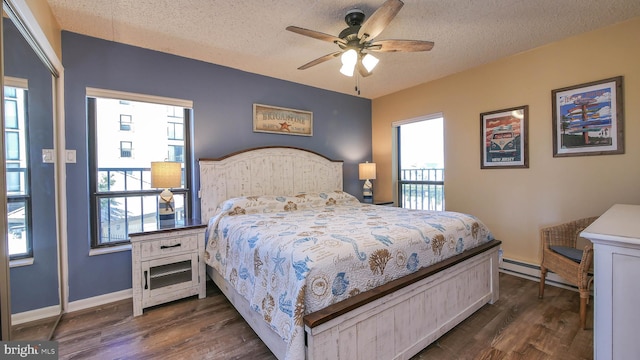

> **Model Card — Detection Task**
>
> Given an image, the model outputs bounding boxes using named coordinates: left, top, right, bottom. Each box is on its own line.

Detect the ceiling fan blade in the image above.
left=297, top=51, right=343, bottom=70
left=368, top=39, right=434, bottom=52
left=358, top=0, right=404, bottom=43
left=286, top=26, right=346, bottom=46
left=356, top=61, right=373, bottom=77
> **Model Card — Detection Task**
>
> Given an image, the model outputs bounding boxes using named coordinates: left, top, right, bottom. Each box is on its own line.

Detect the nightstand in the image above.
left=130, top=220, right=207, bottom=316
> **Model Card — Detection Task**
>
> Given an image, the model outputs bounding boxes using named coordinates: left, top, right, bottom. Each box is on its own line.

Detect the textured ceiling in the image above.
left=46, top=0, right=640, bottom=99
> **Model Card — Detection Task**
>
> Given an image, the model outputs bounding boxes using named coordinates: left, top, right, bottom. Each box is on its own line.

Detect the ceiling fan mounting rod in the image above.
left=344, top=8, right=365, bottom=26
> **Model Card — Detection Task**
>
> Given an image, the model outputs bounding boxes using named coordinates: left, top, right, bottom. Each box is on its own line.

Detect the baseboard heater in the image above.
left=499, top=257, right=579, bottom=292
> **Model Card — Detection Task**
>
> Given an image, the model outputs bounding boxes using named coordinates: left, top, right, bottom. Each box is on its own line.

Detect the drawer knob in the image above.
left=160, top=243, right=181, bottom=249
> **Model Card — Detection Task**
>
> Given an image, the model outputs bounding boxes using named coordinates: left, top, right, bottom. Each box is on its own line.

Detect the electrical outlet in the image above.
left=42, top=149, right=55, bottom=163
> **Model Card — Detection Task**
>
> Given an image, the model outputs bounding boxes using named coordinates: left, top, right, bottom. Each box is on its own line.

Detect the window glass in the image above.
left=4, top=85, right=31, bottom=258
left=4, top=99, right=18, bottom=129
left=5, top=132, right=20, bottom=160
left=7, top=200, right=28, bottom=256
left=90, top=94, right=191, bottom=246
left=397, top=117, right=445, bottom=211
left=168, top=145, right=183, bottom=162
left=6, top=163, right=21, bottom=193
left=167, top=121, right=184, bottom=140
left=120, top=114, right=132, bottom=131
left=120, top=141, right=132, bottom=158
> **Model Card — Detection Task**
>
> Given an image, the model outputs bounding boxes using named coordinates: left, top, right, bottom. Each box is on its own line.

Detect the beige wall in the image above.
left=24, top=0, right=61, bottom=59
left=372, top=17, right=640, bottom=265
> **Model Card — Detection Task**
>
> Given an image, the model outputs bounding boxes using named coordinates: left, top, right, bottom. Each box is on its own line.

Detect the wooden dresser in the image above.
left=580, top=204, right=640, bottom=360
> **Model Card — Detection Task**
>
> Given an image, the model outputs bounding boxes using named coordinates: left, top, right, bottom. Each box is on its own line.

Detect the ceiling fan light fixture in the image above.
left=340, top=63, right=355, bottom=77
left=362, top=53, right=379, bottom=73
left=287, top=0, right=434, bottom=82
left=340, top=49, right=358, bottom=77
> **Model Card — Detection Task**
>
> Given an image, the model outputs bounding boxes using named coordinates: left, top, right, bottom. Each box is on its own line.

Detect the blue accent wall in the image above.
left=62, top=32, right=372, bottom=302
left=4, top=18, right=59, bottom=313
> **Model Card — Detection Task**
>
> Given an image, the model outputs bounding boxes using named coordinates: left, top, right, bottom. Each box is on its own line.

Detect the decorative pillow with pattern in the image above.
left=218, top=191, right=359, bottom=215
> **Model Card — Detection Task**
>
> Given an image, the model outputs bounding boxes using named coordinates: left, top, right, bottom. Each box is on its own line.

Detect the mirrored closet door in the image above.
left=1, top=0, right=62, bottom=340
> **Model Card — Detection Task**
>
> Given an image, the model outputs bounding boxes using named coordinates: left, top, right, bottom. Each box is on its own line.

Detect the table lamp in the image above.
left=359, top=161, right=376, bottom=203
left=151, top=161, right=182, bottom=228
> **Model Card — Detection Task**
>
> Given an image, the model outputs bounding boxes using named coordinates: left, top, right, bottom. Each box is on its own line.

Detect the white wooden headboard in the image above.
left=199, top=146, right=344, bottom=222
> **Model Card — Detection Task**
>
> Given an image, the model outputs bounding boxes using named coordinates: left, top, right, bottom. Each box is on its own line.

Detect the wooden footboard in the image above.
left=304, top=240, right=501, bottom=360
left=207, top=240, right=500, bottom=360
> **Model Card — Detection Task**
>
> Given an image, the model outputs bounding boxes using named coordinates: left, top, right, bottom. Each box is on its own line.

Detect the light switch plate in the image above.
left=65, top=149, right=76, bottom=163
left=42, top=149, right=55, bottom=163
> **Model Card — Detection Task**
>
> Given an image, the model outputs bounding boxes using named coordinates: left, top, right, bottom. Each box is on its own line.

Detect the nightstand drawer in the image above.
left=140, top=234, right=198, bottom=259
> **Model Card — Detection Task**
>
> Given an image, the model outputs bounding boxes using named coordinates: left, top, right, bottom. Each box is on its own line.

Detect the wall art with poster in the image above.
left=480, top=105, right=528, bottom=169
left=552, top=76, right=624, bottom=157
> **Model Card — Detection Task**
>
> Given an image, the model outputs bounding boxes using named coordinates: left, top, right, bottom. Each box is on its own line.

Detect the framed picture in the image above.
left=480, top=105, right=529, bottom=169
left=552, top=76, right=624, bottom=157
left=253, top=103, right=313, bottom=136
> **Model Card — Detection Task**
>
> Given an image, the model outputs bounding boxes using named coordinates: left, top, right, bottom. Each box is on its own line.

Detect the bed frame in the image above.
left=199, top=146, right=501, bottom=360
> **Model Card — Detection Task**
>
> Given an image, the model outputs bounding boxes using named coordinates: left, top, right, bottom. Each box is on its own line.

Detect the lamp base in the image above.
left=158, top=189, right=176, bottom=229
left=362, top=179, right=373, bottom=203
left=158, top=213, right=175, bottom=229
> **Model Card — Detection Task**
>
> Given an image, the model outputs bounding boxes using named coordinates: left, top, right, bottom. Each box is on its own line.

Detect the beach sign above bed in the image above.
left=253, top=103, right=313, bottom=136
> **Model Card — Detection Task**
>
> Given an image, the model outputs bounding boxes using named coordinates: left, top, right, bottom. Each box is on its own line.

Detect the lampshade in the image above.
left=340, top=49, right=358, bottom=77
left=359, top=162, right=377, bottom=180
left=151, top=161, right=182, bottom=189
left=361, top=54, right=379, bottom=73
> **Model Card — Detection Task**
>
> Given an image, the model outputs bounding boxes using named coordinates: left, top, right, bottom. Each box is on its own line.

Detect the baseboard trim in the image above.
left=12, top=289, right=133, bottom=325
left=67, top=288, right=132, bottom=313
left=11, top=305, right=61, bottom=325
left=499, top=257, right=577, bottom=292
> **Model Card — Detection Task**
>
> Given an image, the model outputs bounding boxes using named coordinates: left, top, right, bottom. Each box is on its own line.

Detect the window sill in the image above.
left=89, top=243, right=131, bottom=256
left=10, top=257, right=34, bottom=268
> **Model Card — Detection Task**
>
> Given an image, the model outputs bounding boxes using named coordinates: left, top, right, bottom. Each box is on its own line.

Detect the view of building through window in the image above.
left=91, top=95, right=190, bottom=246
left=4, top=84, right=31, bottom=258
left=398, top=116, right=445, bottom=210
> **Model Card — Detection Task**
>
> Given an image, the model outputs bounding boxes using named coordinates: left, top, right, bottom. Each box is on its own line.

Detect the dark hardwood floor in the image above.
left=12, top=273, right=593, bottom=359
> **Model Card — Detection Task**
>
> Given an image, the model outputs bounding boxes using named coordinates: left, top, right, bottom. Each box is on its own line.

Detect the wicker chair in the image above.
left=538, top=216, right=598, bottom=330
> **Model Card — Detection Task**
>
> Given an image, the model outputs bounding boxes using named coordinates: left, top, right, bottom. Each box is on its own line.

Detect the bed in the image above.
left=199, top=146, right=501, bottom=360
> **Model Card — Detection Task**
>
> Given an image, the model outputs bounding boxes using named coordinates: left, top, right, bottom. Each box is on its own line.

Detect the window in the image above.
left=168, top=145, right=183, bottom=162
left=88, top=89, right=193, bottom=247
left=166, top=106, right=182, bottom=118
left=120, top=114, right=132, bottom=131
left=4, top=81, right=32, bottom=259
left=5, top=132, right=20, bottom=160
left=6, top=164, right=21, bottom=193
left=395, top=115, right=445, bottom=211
left=120, top=141, right=132, bottom=158
left=167, top=121, right=184, bottom=140
left=5, top=88, right=18, bottom=129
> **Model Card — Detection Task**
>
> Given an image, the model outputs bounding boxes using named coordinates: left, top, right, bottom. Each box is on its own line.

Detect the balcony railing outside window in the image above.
left=399, top=168, right=444, bottom=211
left=97, top=167, right=186, bottom=244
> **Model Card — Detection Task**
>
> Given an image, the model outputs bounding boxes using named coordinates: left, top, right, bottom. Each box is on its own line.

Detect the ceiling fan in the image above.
left=286, top=0, right=434, bottom=79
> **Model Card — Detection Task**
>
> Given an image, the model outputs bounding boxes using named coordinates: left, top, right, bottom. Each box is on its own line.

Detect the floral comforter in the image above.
left=204, top=191, right=493, bottom=360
